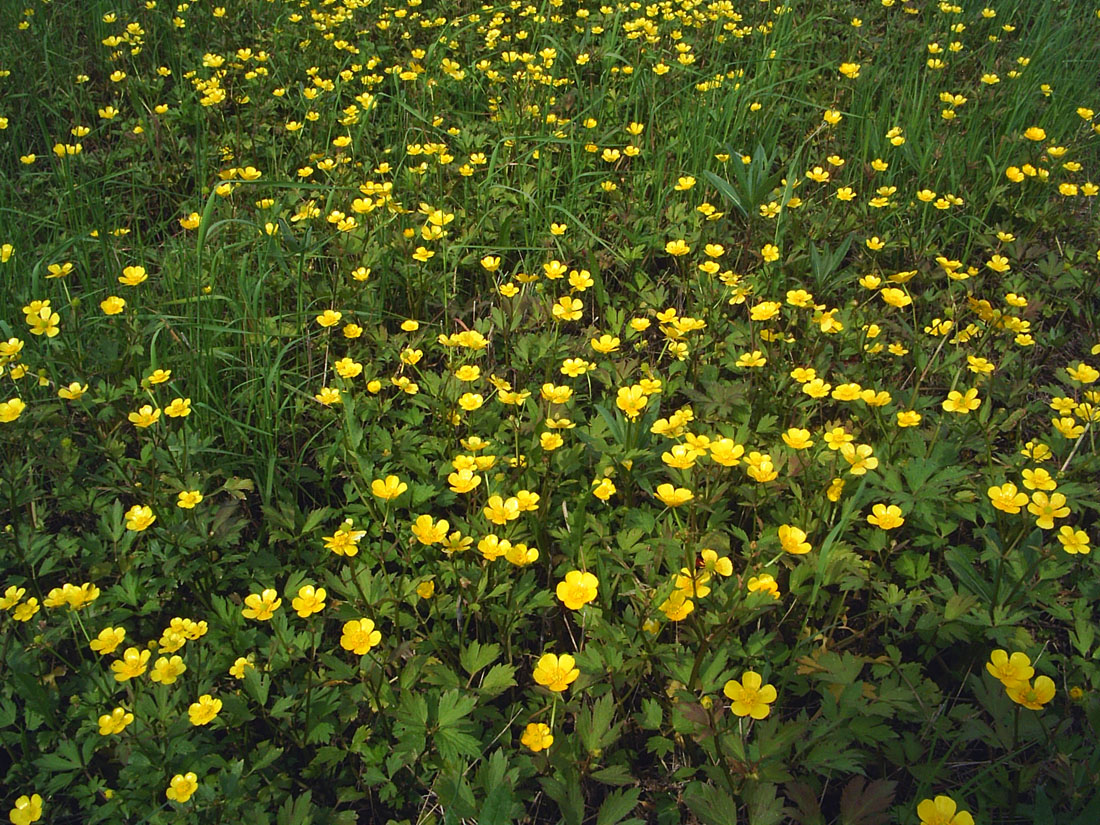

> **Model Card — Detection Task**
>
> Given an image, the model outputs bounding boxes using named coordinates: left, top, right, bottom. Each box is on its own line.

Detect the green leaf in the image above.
left=683, top=781, right=738, bottom=825
left=478, top=663, right=517, bottom=695
left=478, top=782, right=516, bottom=825
left=596, top=788, right=641, bottom=825
left=540, top=774, right=584, bottom=825
left=591, top=764, right=636, bottom=786
left=460, top=641, right=500, bottom=676
left=436, top=690, right=478, bottom=728
left=838, top=777, right=896, bottom=825
left=436, top=727, right=483, bottom=763
left=578, top=694, right=619, bottom=754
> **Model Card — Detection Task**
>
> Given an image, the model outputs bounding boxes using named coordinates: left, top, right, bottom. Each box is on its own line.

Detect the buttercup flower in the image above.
left=371, top=475, right=408, bottom=500
left=986, top=649, right=1034, bottom=688
left=292, top=585, right=326, bottom=617
left=723, top=671, right=777, bottom=719
left=655, top=483, right=693, bottom=507
left=98, top=707, right=134, bottom=736
left=916, top=795, right=974, bottom=825
left=533, top=653, right=580, bottom=692
left=556, top=571, right=598, bottom=610
left=1008, top=676, right=1056, bottom=710
left=521, top=722, right=553, bottom=752
left=150, top=655, right=187, bottom=684
left=778, top=525, right=811, bottom=554
left=90, top=627, right=126, bottom=655
left=242, top=588, right=282, bottom=620
left=867, top=503, right=904, bottom=530
left=340, top=618, right=382, bottom=654
left=188, top=694, right=222, bottom=726
left=166, top=772, right=199, bottom=803
left=124, top=505, right=156, bottom=531
left=111, top=647, right=151, bottom=682
left=8, top=794, right=43, bottom=825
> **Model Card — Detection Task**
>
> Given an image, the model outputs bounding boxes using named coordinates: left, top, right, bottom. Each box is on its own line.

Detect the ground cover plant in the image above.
left=2, top=0, right=1100, bottom=822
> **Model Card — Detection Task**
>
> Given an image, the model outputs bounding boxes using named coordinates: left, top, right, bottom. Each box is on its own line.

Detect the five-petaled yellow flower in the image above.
left=916, top=795, right=974, bottom=825
left=533, top=652, right=580, bottom=692
left=291, top=585, right=326, bottom=617
left=555, top=571, right=598, bottom=610
left=242, top=588, right=282, bottom=620
left=521, top=722, right=554, bottom=752
left=340, top=618, right=382, bottom=654
left=371, top=475, right=408, bottom=500
left=723, top=671, right=777, bottom=719
left=166, top=772, right=199, bottom=804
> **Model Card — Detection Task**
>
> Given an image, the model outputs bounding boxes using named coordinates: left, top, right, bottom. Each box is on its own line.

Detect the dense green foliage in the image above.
left=2, top=0, right=1100, bottom=823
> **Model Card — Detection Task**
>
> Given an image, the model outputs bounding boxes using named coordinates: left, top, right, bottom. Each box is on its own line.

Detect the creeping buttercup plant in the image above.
left=2, top=0, right=1100, bottom=823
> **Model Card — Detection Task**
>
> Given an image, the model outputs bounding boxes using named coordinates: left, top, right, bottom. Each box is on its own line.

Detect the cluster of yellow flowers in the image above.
left=987, top=649, right=1056, bottom=710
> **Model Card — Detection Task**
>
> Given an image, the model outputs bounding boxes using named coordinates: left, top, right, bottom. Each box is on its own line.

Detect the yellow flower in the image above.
left=552, top=296, right=583, bottom=321
left=242, top=588, right=282, bottom=620
left=521, top=722, right=553, bottom=752
left=840, top=443, right=878, bottom=475
left=314, top=387, right=342, bottom=406
left=176, top=490, right=203, bottom=509
left=747, top=574, right=780, bottom=599
left=0, top=398, right=27, bottom=423
left=867, top=503, right=904, bottom=530
left=371, top=475, right=408, bottom=500
left=448, top=469, right=481, bottom=494
left=291, top=585, right=326, bottom=617
left=8, top=794, right=43, bottom=825
left=1023, top=126, right=1046, bottom=141
left=533, top=653, right=580, bottom=692
left=124, top=505, right=156, bottom=531
left=615, top=384, right=647, bottom=419
left=556, top=571, right=598, bottom=610
left=338, top=616, right=382, bottom=655
left=416, top=580, right=436, bottom=599
left=1056, top=526, right=1090, bottom=555
left=98, top=707, right=134, bottom=735
left=164, top=397, right=191, bottom=418
left=664, top=239, right=690, bottom=256
left=100, top=296, right=126, bottom=315
left=592, top=477, right=617, bottom=500
left=761, top=243, right=780, bottom=262
left=111, top=647, right=151, bottom=681
left=781, top=428, right=813, bottom=450
left=150, top=654, right=187, bottom=684
left=987, top=483, right=1028, bottom=514
left=412, top=514, right=450, bottom=544
left=880, top=287, right=911, bottom=307
left=90, top=627, right=126, bottom=655
left=986, top=649, right=1034, bottom=687
left=188, top=694, right=222, bottom=726
left=1007, top=676, right=1056, bottom=710
left=118, top=265, right=148, bottom=286
left=916, top=795, right=974, bottom=825
left=1027, top=491, right=1069, bottom=529
left=896, top=410, right=922, bottom=427
left=57, top=382, right=88, bottom=400
left=128, top=403, right=162, bottom=428
left=778, top=525, right=811, bottom=554
left=483, top=495, right=521, bottom=525
left=590, top=334, right=621, bottom=354
left=723, top=671, right=777, bottom=719
left=316, top=309, right=342, bottom=328
left=942, top=388, right=981, bottom=413
left=735, top=350, right=766, bottom=368
left=165, top=772, right=199, bottom=804
left=655, top=483, right=693, bottom=507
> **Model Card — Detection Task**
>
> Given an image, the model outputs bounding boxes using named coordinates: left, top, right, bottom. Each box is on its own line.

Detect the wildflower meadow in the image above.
left=2, top=0, right=1100, bottom=822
